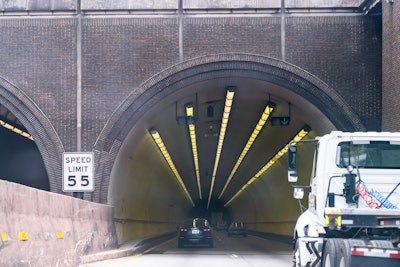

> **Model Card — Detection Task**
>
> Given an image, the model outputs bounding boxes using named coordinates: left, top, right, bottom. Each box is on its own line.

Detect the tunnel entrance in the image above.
left=0, top=77, right=64, bottom=193
left=0, top=104, right=49, bottom=191
left=100, top=54, right=365, bottom=244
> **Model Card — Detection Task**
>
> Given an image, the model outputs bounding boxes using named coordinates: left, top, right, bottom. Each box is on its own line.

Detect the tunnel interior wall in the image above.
left=228, top=131, right=317, bottom=237
left=0, top=180, right=117, bottom=266
left=0, top=126, right=49, bottom=191
left=109, top=127, right=193, bottom=244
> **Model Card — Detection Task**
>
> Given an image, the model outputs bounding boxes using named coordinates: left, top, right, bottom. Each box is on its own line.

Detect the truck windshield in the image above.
left=336, top=141, right=400, bottom=169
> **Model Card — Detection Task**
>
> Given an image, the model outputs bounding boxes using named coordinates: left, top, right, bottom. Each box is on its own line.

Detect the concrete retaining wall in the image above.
left=0, top=180, right=118, bottom=266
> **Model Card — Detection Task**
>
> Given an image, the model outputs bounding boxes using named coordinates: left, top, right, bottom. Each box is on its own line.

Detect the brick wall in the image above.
left=286, top=15, right=382, bottom=130
left=0, top=12, right=383, bottom=191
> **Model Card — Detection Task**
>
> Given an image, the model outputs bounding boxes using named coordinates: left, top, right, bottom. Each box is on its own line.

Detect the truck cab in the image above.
left=289, top=131, right=400, bottom=267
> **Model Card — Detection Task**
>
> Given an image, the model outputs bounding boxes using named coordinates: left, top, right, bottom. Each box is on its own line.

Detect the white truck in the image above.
left=288, top=131, right=400, bottom=267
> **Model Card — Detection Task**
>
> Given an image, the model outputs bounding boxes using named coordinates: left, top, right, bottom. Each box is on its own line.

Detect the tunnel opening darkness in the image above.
left=0, top=111, right=49, bottom=191
left=188, top=199, right=232, bottom=226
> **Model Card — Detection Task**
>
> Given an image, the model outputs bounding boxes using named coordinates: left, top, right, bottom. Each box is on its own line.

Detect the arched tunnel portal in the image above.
left=95, top=54, right=366, bottom=244
left=0, top=77, right=63, bottom=193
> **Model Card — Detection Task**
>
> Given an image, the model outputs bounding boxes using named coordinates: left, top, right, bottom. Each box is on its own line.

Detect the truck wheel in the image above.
left=293, top=239, right=300, bottom=267
left=337, top=239, right=365, bottom=267
left=322, top=238, right=342, bottom=267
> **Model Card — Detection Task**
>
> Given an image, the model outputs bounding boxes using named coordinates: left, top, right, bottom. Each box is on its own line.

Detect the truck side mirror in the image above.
left=343, top=172, right=357, bottom=204
left=288, top=145, right=298, bottom=182
left=293, top=187, right=305, bottom=199
left=292, top=186, right=311, bottom=200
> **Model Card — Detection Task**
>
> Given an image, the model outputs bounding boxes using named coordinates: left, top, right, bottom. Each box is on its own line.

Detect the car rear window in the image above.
left=183, top=218, right=209, bottom=228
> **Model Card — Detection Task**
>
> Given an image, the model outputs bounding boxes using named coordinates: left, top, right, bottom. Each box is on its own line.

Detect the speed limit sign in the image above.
left=62, top=152, right=94, bottom=192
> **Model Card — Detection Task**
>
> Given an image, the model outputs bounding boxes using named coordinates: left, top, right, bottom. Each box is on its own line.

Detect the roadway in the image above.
left=80, top=231, right=293, bottom=267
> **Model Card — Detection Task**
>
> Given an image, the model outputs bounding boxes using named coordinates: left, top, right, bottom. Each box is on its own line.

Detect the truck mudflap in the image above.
left=350, top=246, right=400, bottom=267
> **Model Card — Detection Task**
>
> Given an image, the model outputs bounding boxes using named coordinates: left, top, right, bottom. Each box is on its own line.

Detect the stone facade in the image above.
left=0, top=6, right=384, bottom=198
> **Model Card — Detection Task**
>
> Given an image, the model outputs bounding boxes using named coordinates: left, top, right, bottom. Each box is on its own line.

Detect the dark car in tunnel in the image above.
left=178, top=218, right=214, bottom=248
left=227, top=221, right=247, bottom=237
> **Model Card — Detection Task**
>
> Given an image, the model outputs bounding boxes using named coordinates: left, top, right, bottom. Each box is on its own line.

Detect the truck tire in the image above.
left=293, top=239, right=300, bottom=267
left=337, top=239, right=366, bottom=267
left=322, top=238, right=342, bottom=267
left=368, top=240, right=394, bottom=248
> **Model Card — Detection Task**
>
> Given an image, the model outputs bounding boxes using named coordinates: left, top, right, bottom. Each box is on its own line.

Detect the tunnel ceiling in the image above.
left=0, top=103, right=25, bottom=130
left=117, top=76, right=336, bottom=210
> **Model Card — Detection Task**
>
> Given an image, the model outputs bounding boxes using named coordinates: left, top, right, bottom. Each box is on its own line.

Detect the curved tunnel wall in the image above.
left=227, top=132, right=320, bottom=236
left=109, top=127, right=193, bottom=243
left=97, top=54, right=365, bottom=242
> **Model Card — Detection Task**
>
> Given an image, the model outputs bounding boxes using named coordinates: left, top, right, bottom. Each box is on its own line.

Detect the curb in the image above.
left=80, top=232, right=176, bottom=264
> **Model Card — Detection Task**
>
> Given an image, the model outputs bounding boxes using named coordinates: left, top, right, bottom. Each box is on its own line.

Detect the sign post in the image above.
left=62, top=152, right=94, bottom=192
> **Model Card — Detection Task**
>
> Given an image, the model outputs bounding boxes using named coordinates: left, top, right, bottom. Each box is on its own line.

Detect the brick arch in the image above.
left=93, top=53, right=365, bottom=203
left=0, top=77, right=64, bottom=193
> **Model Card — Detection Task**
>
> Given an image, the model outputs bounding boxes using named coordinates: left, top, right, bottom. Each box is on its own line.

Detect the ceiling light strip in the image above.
left=186, top=105, right=202, bottom=199
left=218, top=103, right=274, bottom=199
left=224, top=126, right=310, bottom=207
left=150, top=130, right=195, bottom=207
left=207, top=87, right=236, bottom=209
left=0, top=119, right=33, bottom=140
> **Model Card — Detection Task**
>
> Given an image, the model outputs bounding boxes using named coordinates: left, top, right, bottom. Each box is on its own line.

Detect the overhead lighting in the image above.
left=149, top=129, right=195, bottom=207
left=224, top=126, right=310, bottom=207
left=207, top=86, right=236, bottom=209
left=0, top=119, right=33, bottom=140
left=186, top=104, right=202, bottom=199
left=186, top=104, right=194, bottom=117
left=218, top=102, right=275, bottom=199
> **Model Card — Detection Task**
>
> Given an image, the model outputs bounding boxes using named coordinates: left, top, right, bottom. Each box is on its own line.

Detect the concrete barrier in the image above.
left=0, top=180, right=118, bottom=266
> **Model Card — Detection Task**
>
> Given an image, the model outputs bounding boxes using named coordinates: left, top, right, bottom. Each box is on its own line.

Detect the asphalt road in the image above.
left=80, top=231, right=293, bottom=267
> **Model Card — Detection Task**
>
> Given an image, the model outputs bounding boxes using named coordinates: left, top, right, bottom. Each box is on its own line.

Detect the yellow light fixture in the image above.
left=0, top=119, right=33, bottom=140
left=224, top=126, right=310, bottom=207
left=207, top=86, right=236, bottom=209
left=186, top=104, right=202, bottom=199
left=218, top=102, right=275, bottom=199
left=150, top=129, right=195, bottom=207
left=186, top=105, right=194, bottom=117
